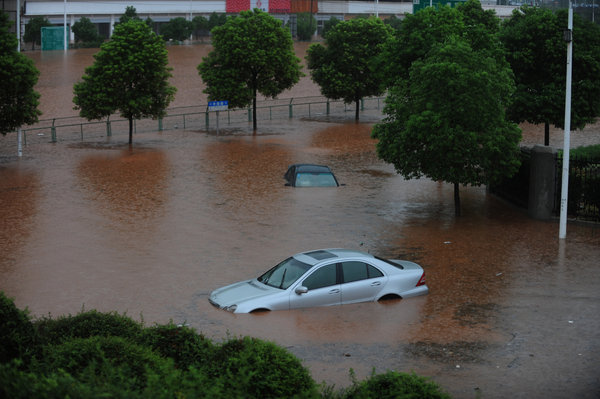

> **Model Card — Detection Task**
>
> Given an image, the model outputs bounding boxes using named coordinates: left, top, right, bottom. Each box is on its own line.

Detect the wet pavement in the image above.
left=1, top=44, right=599, bottom=398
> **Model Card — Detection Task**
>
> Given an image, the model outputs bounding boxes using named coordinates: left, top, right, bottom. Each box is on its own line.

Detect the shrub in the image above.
left=207, top=336, right=318, bottom=398
left=344, top=371, right=451, bottom=399
left=34, top=309, right=144, bottom=346
left=34, top=335, right=176, bottom=393
left=0, top=292, right=37, bottom=364
left=139, top=323, right=214, bottom=370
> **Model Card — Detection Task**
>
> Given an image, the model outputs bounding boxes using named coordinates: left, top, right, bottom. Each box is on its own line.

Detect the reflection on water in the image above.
left=2, top=44, right=599, bottom=397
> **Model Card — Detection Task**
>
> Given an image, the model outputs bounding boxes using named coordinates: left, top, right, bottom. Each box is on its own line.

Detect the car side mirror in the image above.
left=295, top=286, right=308, bottom=295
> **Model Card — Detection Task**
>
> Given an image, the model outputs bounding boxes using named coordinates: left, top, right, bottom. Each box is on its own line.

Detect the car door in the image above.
left=340, top=261, right=387, bottom=304
left=289, top=263, right=341, bottom=309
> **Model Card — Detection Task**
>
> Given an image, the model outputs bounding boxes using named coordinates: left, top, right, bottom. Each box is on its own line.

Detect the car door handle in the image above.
left=370, top=281, right=381, bottom=286
left=329, top=289, right=340, bottom=294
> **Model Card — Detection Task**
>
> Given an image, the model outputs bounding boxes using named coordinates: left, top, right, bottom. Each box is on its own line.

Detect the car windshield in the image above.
left=257, top=257, right=312, bottom=289
left=295, top=172, right=338, bottom=187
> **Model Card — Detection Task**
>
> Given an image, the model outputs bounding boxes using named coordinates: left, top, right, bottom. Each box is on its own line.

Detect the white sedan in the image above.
left=209, top=248, right=428, bottom=313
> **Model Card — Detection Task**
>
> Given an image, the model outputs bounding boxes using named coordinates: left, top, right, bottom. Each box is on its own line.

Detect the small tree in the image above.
left=23, top=16, right=51, bottom=50
left=306, top=17, right=392, bottom=121
left=192, top=15, right=209, bottom=40
left=0, top=11, right=41, bottom=135
left=198, top=9, right=302, bottom=132
left=160, top=17, right=193, bottom=42
left=373, top=36, right=521, bottom=216
left=208, top=12, right=228, bottom=31
left=296, top=12, right=316, bottom=41
left=71, top=17, right=102, bottom=46
left=73, top=19, right=176, bottom=145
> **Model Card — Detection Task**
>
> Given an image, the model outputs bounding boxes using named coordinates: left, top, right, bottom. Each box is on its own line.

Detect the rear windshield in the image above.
left=375, top=256, right=404, bottom=270
left=295, top=172, right=338, bottom=187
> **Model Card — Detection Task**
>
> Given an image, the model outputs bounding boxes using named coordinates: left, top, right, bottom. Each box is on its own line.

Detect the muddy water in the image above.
left=1, top=44, right=600, bottom=398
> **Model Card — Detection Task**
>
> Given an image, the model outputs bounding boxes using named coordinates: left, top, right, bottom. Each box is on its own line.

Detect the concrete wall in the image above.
left=528, top=145, right=558, bottom=220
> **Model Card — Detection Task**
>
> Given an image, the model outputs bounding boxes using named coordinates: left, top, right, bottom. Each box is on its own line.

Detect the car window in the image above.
left=258, top=257, right=311, bottom=289
left=302, top=264, right=337, bottom=290
left=342, top=262, right=384, bottom=283
left=295, top=173, right=338, bottom=187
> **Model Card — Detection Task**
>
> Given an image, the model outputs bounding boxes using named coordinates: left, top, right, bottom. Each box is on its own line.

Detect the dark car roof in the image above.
left=289, top=164, right=333, bottom=173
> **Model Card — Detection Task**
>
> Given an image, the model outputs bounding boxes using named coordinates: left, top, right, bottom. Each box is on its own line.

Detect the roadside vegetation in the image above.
left=0, top=292, right=451, bottom=398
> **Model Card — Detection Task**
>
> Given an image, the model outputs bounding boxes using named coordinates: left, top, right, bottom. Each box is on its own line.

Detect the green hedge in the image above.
left=0, top=292, right=452, bottom=398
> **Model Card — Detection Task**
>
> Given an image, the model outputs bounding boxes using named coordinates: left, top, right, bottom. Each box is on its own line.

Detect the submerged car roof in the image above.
left=291, top=164, right=333, bottom=174
left=293, top=248, right=372, bottom=266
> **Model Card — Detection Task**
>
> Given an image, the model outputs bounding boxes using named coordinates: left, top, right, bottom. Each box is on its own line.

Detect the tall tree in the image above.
left=499, top=6, right=600, bottom=145
left=198, top=9, right=302, bottom=132
left=23, top=16, right=51, bottom=50
left=0, top=11, right=41, bottom=135
left=296, top=12, right=316, bottom=41
left=372, top=36, right=521, bottom=216
left=73, top=19, right=176, bottom=145
left=306, top=17, right=392, bottom=121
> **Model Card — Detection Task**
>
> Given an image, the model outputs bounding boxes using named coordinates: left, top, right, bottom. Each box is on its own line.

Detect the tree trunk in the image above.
left=252, top=87, right=257, bottom=133
left=454, top=182, right=461, bottom=217
left=355, top=98, right=360, bottom=121
left=544, top=121, right=550, bottom=146
left=128, top=117, right=133, bottom=145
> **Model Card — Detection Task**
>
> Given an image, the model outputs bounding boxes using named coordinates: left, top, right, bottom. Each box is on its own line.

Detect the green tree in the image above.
left=499, top=6, right=600, bottom=145
left=192, top=15, right=209, bottom=39
left=119, top=5, right=140, bottom=24
left=0, top=11, right=41, bottom=135
left=23, top=16, right=51, bottom=50
left=306, top=17, right=392, bottom=121
left=71, top=17, right=101, bottom=46
left=296, top=12, right=316, bottom=41
left=160, top=17, right=193, bottom=42
left=372, top=36, right=521, bottom=216
left=73, top=19, right=176, bottom=145
left=198, top=9, right=302, bottom=132
left=208, top=12, right=228, bottom=31
left=322, top=16, right=340, bottom=37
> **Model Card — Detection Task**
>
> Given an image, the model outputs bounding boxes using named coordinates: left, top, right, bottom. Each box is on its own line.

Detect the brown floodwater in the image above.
left=1, top=44, right=599, bottom=398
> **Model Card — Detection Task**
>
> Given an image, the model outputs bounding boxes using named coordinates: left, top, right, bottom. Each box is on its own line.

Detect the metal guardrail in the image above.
left=16, top=96, right=384, bottom=146
left=554, top=154, right=600, bottom=222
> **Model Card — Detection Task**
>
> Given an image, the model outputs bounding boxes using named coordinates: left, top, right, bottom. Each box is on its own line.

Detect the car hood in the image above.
left=209, top=279, right=280, bottom=308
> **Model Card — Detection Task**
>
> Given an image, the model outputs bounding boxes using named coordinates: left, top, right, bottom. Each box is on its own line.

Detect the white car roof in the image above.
left=293, top=248, right=373, bottom=266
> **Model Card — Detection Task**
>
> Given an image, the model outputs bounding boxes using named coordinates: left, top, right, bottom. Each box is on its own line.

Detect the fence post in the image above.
left=289, top=98, right=293, bottom=118
left=158, top=118, right=163, bottom=131
left=361, top=98, right=365, bottom=111
left=205, top=111, right=209, bottom=130
left=80, top=124, right=83, bottom=141
left=106, top=116, right=112, bottom=137
left=326, top=100, right=330, bottom=115
left=248, top=107, right=252, bottom=122
left=51, top=119, right=57, bottom=143
left=529, top=145, right=557, bottom=220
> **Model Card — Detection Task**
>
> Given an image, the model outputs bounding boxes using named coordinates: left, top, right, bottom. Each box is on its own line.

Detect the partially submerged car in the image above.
left=209, top=248, right=428, bottom=313
left=284, top=164, right=340, bottom=187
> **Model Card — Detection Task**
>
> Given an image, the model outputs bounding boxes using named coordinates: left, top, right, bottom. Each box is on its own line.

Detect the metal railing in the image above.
left=16, top=96, right=384, bottom=146
left=554, top=154, right=600, bottom=222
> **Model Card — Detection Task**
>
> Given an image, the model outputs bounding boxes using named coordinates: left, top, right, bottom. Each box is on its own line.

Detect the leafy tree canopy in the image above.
left=499, top=6, right=600, bottom=144
left=0, top=11, right=41, bottom=135
left=198, top=9, right=302, bottom=131
left=23, top=16, right=52, bottom=50
left=71, top=17, right=102, bottom=45
left=373, top=36, right=521, bottom=216
left=73, top=19, right=176, bottom=144
left=306, top=17, right=392, bottom=120
left=192, top=15, right=210, bottom=39
left=160, top=17, right=193, bottom=42
left=296, top=12, right=316, bottom=41
left=322, top=16, right=341, bottom=38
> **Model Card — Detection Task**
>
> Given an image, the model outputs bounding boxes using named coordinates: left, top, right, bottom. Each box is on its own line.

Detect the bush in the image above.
left=344, top=371, right=451, bottom=399
left=207, top=336, right=318, bottom=398
left=0, top=292, right=36, bottom=364
left=34, top=335, right=176, bottom=393
left=34, top=309, right=144, bottom=346
left=139, top=323, right=214, bottom=370
left=296, top=12, right=316, bottom=41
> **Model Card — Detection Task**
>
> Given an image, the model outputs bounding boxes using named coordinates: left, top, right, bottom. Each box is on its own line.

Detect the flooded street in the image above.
left=1, top=44, right=599, bottom=398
